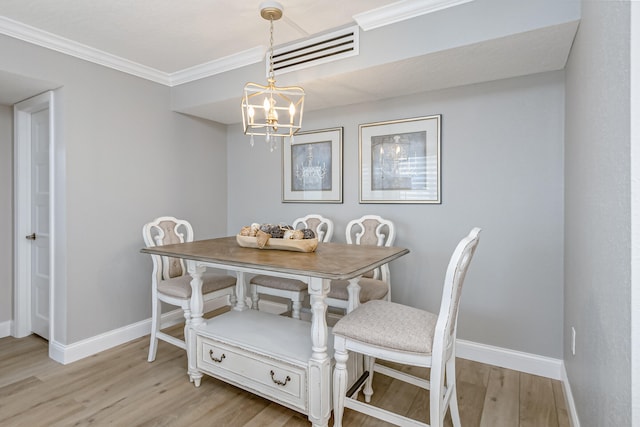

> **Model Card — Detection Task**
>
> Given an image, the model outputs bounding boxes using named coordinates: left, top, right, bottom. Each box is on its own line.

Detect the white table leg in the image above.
left=234, top=271, right=249, bottom=311
left=187, top=261, right=205, bottom=387
left=307, top=277, right=331, bottom=427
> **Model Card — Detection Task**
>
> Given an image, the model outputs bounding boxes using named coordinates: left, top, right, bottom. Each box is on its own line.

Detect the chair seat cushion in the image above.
left=328, top=278, right=388, bottom=302
left=332, top=300, right=438, bottom=354
left=158, top=272, right=236, bottom=299
left=250, top=275, right=307, bottom=292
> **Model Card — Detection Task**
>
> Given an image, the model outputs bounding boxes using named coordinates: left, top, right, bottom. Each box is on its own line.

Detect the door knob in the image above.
left=25, top=233, right=36, bottom=240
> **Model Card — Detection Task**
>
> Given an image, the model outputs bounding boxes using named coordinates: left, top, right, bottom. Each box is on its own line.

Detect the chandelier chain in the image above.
left=268, top=18, right=275, bottom=81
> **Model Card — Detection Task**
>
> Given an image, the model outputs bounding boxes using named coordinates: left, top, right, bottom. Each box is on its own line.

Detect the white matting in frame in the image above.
left=283, top=127, right=343, bottom=203
left=359, top=115, right=441, bottom=204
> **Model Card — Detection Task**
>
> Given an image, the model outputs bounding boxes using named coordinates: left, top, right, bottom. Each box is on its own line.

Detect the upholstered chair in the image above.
left=142, top=216, right=236, bottom=362
left=325, top=215, right=396, bottom=313
left=250, top=214, right=334, bottom=319
left=332, top=228, right=481, bottom=427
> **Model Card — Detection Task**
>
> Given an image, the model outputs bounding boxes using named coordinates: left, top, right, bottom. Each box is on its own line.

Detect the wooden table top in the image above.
left=140, top=236, right=409, bottom=280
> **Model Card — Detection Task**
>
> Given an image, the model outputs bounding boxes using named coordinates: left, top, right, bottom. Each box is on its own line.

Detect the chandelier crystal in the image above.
left=241, top=2, right=305, bottom=152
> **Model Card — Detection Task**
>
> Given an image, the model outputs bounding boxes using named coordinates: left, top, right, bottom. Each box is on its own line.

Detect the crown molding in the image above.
left=354, top=0, right=474, bottom=31
left=0, top=16, right=265, bottom=87
left=168, top=46, right=265, bottom=86
left=0, top=16, right=170, bottom=85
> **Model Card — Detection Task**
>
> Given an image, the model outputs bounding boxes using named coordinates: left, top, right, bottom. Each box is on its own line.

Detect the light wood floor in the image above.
left=0, top=313, right=570, bottom=427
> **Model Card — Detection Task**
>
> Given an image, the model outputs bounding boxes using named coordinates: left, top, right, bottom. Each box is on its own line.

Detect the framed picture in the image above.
left=359, top=115, right=441, bottom=204
left=282, top=127, right=343, bottom=203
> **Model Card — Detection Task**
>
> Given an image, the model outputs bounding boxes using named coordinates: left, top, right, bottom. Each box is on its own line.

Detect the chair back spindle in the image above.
left=143, top=217, right=193, bottom=280
left=345, top=215, right=395, bottom=283
left=293, top=214, right=334, bottom=243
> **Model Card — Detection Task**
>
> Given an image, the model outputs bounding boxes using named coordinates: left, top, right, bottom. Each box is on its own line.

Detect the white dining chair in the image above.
left=142, top=216, right=237, bottom=362
left=250, top=214, right=334, bottom=319
left=326, top=215, right=396, bottom=314
left=332, top=227, right=481, bottom=427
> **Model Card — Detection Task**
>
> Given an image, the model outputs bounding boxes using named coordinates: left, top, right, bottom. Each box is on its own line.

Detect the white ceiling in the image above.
left=0, top=0, right=579, bottom=119
left=0, top=0, right=404, bottom=74
left=185, top=21, right=579, bottom=124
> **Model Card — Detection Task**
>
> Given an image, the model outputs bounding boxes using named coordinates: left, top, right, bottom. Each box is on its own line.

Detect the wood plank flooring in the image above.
left=0, top=313, right=570, bottom=427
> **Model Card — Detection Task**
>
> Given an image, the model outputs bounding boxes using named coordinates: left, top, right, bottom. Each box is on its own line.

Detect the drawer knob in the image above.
left=269, top=370, right=291, bottom=387
left=209, top=349, right=226, bottom=363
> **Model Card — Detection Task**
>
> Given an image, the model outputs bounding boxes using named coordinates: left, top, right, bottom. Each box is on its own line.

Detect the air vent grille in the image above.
left=268, top=26, right=359, bottom=76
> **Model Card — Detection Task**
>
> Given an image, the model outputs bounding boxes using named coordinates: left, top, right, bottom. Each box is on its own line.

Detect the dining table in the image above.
left=140, top=235, right=409, bottom=427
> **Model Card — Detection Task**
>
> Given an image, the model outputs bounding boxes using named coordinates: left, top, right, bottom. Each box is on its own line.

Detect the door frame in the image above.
left=13, top=91, right=55, bottom=343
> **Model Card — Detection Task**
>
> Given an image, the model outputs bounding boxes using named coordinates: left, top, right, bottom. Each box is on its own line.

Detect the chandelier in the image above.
left=241, top=2, right=305, bottom=152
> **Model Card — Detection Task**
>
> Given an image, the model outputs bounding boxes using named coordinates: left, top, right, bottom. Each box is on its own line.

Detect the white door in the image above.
left=14, top=91, right=54, bottom=342
left=29, top=108, right=50, bottom=340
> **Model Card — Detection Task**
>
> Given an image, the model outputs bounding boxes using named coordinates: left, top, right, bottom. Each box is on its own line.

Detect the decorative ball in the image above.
left=259, top=223, right=272, bottom=233
left=270, top=226, right=285, bottom=238
left=301, top=229, right=316, bottom=239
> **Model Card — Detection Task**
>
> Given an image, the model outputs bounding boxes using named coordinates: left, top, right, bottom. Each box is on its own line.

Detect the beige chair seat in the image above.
left=328, top=278, right=388, bottom=304
left=158, top=273, right=237, bottom=299
left=333, top=300, right=438, bottom=354
left=250, top=275, right=307, bottom=292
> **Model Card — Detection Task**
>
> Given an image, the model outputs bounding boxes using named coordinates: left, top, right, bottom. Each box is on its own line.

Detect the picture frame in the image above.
left=359, top=115, right=441, bottom=204
left=282, top=127, right=343, bottom=203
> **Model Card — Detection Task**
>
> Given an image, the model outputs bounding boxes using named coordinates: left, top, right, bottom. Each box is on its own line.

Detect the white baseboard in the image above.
left=456, top=339, right=579, bottom=427
left=0, top=320, right=12, bottom=338
left=560, top=362, right=581, bottom=427
left=50, top=297, right=230, bottom=365
left=456, top=338, right=563, bottom=380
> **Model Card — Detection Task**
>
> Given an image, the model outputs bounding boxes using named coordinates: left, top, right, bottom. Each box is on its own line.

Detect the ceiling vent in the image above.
left=267, top=25, right=359, bottom=76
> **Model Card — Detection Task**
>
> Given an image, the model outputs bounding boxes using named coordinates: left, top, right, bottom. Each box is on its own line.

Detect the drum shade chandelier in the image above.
left=241, top=1, right=305, bottom=152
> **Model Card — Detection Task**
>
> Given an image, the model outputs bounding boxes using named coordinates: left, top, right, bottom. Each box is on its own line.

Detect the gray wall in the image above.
left=565, top=1, right=632, bottom=426
left=0, top=35, right=229, bottom=344
left=227, top=71, right=565, bottom=358
left=0, top=105, right=12, bottom=324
